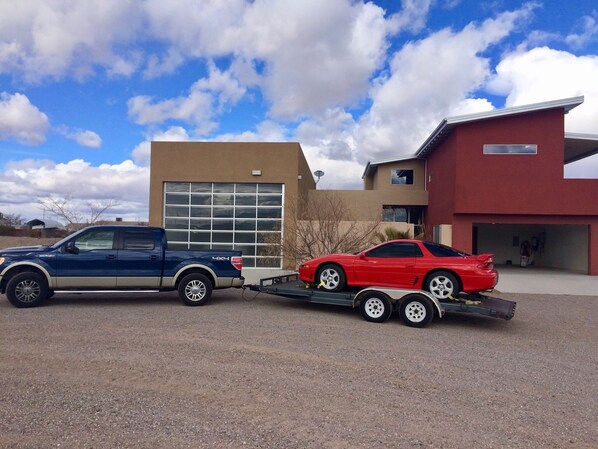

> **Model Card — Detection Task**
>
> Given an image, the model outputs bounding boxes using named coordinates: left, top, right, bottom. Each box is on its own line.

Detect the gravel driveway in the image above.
left=0, top=288, right=596, bottom=449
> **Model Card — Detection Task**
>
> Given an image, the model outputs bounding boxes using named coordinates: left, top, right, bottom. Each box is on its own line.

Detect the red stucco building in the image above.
left=416, top=97, right=598, bottom=275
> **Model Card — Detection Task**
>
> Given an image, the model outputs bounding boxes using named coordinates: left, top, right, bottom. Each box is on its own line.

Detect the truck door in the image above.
left=116, top=229, right=163, bottom=288
left=54, top=229, right=117, bottom=288
left=353, top=241, right=422, bottom=288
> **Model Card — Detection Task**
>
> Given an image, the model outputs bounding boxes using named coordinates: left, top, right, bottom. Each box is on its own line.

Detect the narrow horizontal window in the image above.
left=483, top=144, right=537, bottom=155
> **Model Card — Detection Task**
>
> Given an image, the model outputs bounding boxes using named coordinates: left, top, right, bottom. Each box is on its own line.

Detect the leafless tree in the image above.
left=0, top=212, right=23, bottom=227
left=38, top=196, right=120, bottom=229
left=281, top=192, right=381, bottom=267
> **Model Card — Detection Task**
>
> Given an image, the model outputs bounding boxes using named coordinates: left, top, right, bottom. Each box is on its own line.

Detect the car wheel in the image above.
left=6, top=272, right=49, bottom=308
left=399, top=294, right=434, bottom=328
left=178, top=273, right=213, bottom=306
left=316, top=264, right=346, bottom=292
left=359, top=292, right=392, bottom=323
left=425, top=271, right=459, bottom=301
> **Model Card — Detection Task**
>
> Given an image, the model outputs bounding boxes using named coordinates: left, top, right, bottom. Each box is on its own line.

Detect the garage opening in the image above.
left=474, top=223, right=589, bottom=273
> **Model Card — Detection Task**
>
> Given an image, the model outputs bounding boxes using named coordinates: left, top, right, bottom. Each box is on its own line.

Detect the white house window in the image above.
left=163, top=182, right=284, bottom=268
left=483, top=144, right=537, bottom=155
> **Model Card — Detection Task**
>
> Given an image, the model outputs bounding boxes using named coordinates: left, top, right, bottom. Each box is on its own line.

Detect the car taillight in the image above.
left=231, top=256, right=243, bottom=271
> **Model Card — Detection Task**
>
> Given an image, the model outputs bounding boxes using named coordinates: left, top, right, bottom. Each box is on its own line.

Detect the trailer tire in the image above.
left=316, top=264, right=346, bottom=292
left=399, top=294, right=434, bottom=328
left=178, top=273, right=213, bottom=306
left=359, top=292, right=392, bottom=323
left=6, top=272, right=49, bottom=308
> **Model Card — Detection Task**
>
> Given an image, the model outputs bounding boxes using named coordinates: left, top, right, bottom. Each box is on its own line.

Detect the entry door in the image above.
left=55, top=229, right=117, bottom=288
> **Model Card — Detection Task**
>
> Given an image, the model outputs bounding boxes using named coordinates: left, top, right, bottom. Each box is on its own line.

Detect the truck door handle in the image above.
left=150, top=255, right=158, bottom=260
left=106, top=254, right=116, bottom=260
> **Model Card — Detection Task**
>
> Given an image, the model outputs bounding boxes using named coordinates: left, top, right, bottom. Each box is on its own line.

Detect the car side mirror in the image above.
left=359, top=252, right=367, bottom=260
left=65, top=242, right=80, bottom=255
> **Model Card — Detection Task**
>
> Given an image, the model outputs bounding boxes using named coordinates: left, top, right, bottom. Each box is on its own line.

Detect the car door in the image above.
left=116, top=229, right=163, bottom=288
left=54, top=229, right=117, bottom=288
left=353, top=242, right=422, bottom=288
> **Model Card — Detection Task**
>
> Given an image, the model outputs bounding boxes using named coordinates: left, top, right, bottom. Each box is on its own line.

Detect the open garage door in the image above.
left=474, top=223, right=589, bottom=273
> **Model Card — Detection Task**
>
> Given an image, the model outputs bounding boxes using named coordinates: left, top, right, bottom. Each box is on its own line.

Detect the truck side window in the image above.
left=122, top=230, right=155, bottom=250
left=74, top=231, right=115, bottom=252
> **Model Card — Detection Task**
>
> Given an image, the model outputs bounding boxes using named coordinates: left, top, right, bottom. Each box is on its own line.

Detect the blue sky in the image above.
left=1, top=0, right=597, bottom=221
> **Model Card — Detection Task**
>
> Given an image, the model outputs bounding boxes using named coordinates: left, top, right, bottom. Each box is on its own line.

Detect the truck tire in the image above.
left=359, top=292, right=392, bottom=323
left=6, top=272, right=49, bottom=308
left=399, top=294, right=434, bottom=328
left=316, top=264, right=346, bottom=292
left=178, top=273, right=213, bottom=306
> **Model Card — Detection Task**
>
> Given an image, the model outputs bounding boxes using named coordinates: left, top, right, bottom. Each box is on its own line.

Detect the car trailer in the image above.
left=247, top=273, right=516, bottom=328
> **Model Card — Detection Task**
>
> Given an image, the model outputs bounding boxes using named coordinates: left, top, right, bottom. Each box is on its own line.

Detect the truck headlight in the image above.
left=0, top=257, right=5, bottom=265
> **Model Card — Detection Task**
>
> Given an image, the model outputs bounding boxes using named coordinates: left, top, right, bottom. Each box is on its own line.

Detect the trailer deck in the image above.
left=247, top=273, right=516, bottom=327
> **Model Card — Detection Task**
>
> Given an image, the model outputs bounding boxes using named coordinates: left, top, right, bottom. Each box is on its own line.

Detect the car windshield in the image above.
left=423, top=241, right=469, bottom=257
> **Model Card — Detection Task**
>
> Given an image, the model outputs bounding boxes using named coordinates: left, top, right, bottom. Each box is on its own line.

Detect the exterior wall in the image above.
left=424, top=108, right=598, bottom=275
left=366, top=159, right=426, bottom=191
left=308, top=189, right=428, bottom=221
left=149, top=141, right=315, bottom=227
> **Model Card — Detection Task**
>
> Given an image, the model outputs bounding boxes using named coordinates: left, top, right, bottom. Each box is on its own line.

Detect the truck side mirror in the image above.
left=65, top=241, right=80, bottom=255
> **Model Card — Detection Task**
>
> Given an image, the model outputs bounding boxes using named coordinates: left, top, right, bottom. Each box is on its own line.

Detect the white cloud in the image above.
left=131, top=126, right=192, bottom=166
left=0, top=92, right=50, bottom=145
left=488, top=47, right=598, bottom=134
left=57, top=126, right=102, bottom=148
left=355, top=4, right=536, bottom=162
left=128, top=62, right=245, bottom=135
left=566, top=14, right=598, bottom=49
left=0, top=159, right=149, bottom=221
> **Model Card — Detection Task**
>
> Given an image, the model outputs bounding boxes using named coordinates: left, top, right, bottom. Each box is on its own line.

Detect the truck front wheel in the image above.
left=6, top=272, right=49, bottom=308
left=178, top=273, right=213, bottom=306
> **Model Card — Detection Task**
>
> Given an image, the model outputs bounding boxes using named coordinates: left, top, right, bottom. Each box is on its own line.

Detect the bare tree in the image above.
left=38, top=196, right=119, bottom=229
left=0, top=212, right=23, bottom=227
left=282, top=192, right=381, bottom=267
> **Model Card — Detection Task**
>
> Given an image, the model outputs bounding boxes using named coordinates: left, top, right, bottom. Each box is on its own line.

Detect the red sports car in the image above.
left=298, top=240, right=498, bottom=300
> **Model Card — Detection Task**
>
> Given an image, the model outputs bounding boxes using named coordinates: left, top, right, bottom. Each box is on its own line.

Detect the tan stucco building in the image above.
left=149, top=141, right=427, bottom=269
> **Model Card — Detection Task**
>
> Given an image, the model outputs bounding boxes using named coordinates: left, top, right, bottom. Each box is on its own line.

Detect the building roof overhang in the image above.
left=415, top=96, right=585, bottom=159
left=564, top=133, right=598, bottom=164
left=362, top=156, right=422, bottom=179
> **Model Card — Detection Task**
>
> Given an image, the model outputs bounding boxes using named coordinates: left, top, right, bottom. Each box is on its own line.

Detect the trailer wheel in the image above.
left=316, top=264, right=346, bottom=292
left=359, top=292, right=392, bottom=323
left=178, top=273, right=213, bottom=306
left=6, top=272, right=49, bottom=308
left=399, top=294, right=434, bottom=328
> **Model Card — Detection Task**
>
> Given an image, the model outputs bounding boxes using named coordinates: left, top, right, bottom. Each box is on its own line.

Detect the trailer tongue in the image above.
left=247, top=273, right=515, bottom=328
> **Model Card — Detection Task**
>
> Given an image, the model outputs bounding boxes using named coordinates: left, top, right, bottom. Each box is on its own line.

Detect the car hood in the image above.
left=0, top=245, right=51, bottom=256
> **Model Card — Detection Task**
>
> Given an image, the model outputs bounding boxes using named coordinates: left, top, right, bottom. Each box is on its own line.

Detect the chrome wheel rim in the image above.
left=185, top=280, right=206, bottom=301
left=15, top=280, right=41, bottom=303
left=320, top=268, right=340, bottom=290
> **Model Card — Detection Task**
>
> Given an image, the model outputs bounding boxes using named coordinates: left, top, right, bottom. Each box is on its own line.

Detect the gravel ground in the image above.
left=0, top=288, right=597, bottom=449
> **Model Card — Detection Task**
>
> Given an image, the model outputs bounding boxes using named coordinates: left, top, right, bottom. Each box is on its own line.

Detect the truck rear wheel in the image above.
left=178, top=273, right=213, bottom=306
left=399, top=294, right=434, bottom=328
left=6, top=272, right=49, bottom=308
left=359, top=292, right=392, bottom=323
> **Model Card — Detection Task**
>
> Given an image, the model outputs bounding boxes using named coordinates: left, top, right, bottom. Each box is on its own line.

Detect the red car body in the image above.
left=298, top=240, right=498, bottom=300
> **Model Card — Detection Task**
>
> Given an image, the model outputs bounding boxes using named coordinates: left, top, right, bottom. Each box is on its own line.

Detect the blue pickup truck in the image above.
left=0, top=225, right=244, bottom=308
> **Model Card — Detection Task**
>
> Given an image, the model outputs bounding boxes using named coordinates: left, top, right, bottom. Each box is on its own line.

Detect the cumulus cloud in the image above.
left=355, top=3, right=537, bottom=161
left=0, top=159, right=149, bottom=220
left=131, top=126, right=192, bottom=166
left=0, top=92, right=50, bottom=145
left=57, top=126, right=102, bottom=148
left=487, top=47, right=598, bottom=133
left=128, top=62, right=245, bottom=135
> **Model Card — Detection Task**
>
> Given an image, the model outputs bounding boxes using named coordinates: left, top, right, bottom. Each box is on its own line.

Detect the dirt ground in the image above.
left=0, top=286, right=597, bottom=449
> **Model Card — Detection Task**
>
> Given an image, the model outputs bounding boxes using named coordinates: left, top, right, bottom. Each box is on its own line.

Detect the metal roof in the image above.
left=415, top=96, right=585, bottom=159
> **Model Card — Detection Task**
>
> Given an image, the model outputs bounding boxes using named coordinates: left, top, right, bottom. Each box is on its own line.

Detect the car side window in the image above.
left=366, top=242, right=423, bottom=258
left=73, top=231, right=115, bottom=252
left=122, top=230, right=155, bottom=250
